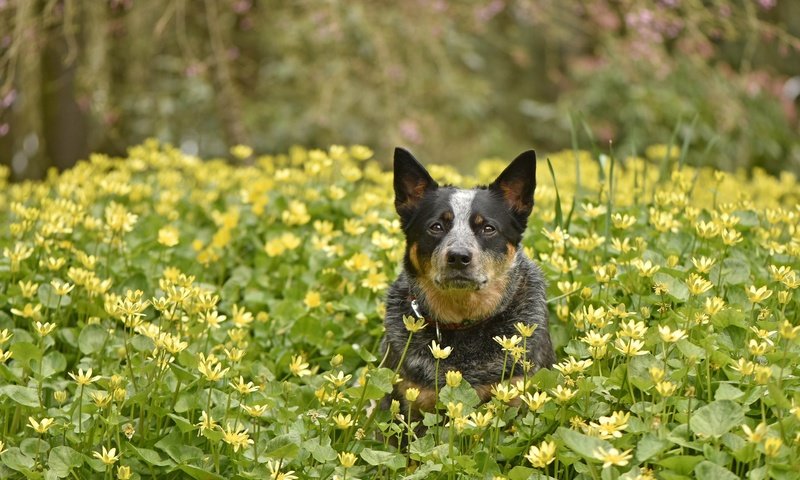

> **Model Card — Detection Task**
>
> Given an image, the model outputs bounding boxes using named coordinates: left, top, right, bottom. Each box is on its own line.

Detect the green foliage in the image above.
left=0, top=141, right=798, bottom=479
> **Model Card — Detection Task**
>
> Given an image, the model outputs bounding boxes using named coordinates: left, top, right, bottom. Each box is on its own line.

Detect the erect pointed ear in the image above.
left=489, top=150, right=537, bottom=219
left=393, top=147, right=438, bottom=217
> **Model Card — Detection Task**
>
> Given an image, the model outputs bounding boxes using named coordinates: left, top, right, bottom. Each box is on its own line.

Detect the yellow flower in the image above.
left=361, top=270, right=388, bottom=292
left=93, top=446, right=121, bottom=466
left=593, top=446, right=633, bottom=468
left=742, top=422, right=767, bottom=443
left=90, top=391, right=112, bottom=408
left=241, top=403, right=269, bottom=417
left=69, top=368, right=101, bottom=386
left=514, top=322, right=537, bottom=338
left=338, top=451, right=357, bottom=468
left=691, top=256, right=716, bottom=274
left=50, top=279, right=75, bottom=296
left=429, top=340, right=453, bottom=360
left=746, top=285, right=773, bottom=303
left=520, top=391, right=551, bottom=411
left=18, top=280, right=39, bottom=298
left=28, top=416, right=55, bottom=434
left=405, top=387, right=421, bottom=402
left=221, top=424, right=254, bottom=452
left=445, top=370, right=463, bottom=388
left=617, top=319, right=648, bottom=339
left=469, top=410, right=494, bottom=428
left=611, top=213, right=637, bottom=229
left=10, top=303, right=42, bottom=320
left=649, top=367, right=665, bottom=383
left=614, top=338, right=648, bottom=356
left=553, top=356, right=593, bottom=376
left=754, top=365, right=772, bottom=384
left=198, top=360, right=229, bottom=382
left=730, top=358, right=755, bottom=376
left=332, top=413, right=353, bottom=429
left=764, top=437, right=782, bottom=457
left=349, top=145, right=374, bottom=160
left=493, top=335, right=522, bottom=351
left=323, top=371, right=352, bottom=388
left=304, top=290, right=322, bottom=309
left=491, top=383, right=519, bottom=403
left=446, top=401, right=464, bottom=419
left=704, top=296, right=725, bottom=315
left=632, top=258, right=660, bottom=277
left=525, top=440, right=557, bottom=468
left=686, top=273, right=714, bottom=296
left=289, top=354, right=312, bottom=377
left=230, top=376, right=260, bottom=395
left=33, top=321, right=56, bottom=337
left=403, top=315, right=427, bottom=333
left=157, top=225, right=180, bottom=247
left=267, top=460, right=299, bottom=480
left=195, top=411, right=217, bottom=436
left=550, top=385, right=577, bottom=403
left=117, top=465, right=132, bottom=480
left=658, top=325, right=687, bottom=343
left=655, top=380, right=677, bottom=397
left=230, top=144, right=254, bottom=159
left=779, top=320, right=800, bottom=340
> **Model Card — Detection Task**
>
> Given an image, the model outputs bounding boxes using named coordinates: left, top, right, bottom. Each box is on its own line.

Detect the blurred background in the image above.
left=1, top=0, right=799, bottom=181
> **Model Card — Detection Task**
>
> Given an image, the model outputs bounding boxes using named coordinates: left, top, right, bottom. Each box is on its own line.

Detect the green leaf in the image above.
left=714, top=383, right=744, bottom=401
left=10, top=342, right=41, bottom=369
left=37, top=351, right=66, bottom=378
left=124, top=444, right=174, bottom=467
left=38, top=283, right=64, bottom=309
left=48, top=446, right=83, bottom=478
left=694, top=460, right=738, bottom=480
left=175, top=464, right=226, bottom=480
left=689, top=400, right=745, bottom=439
left=658, top=455, right=704, bottom=475
left=2, top=447, right=36, bottom=472
left=264, top=433, right=300, bottom=459
left=709, top=258, right=750, bottom=286
left=78, top=324, right=108, bottom=355
left=360, top=448, right=407, bottom=471
left=0, top=385, right=41, bottom=407
left=167, top=413, right=195, bottom=433
left=301, top=438, right=337, bottom=463
left=636, top=434, right=671, bottom=462
left=557, top=426, right=612, bottom=460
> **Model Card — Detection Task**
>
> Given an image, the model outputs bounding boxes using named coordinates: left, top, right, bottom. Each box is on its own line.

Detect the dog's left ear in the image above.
left=489, top=150, right=537, bottom=220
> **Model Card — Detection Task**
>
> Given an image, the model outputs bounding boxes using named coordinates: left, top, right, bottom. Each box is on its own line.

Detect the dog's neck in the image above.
left=409, top=254, right=523, bottom=325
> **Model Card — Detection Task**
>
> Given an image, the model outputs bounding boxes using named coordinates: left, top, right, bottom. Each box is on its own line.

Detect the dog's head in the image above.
left=393, top=148, right=536, bottom=297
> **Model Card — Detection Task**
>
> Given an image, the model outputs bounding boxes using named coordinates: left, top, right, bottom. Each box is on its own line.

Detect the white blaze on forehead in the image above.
left=446, top=190, right=478, bottom=249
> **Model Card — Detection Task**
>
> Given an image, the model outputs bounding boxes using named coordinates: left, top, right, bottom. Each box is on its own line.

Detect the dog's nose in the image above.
left=446, top=249, right=472, bottom=269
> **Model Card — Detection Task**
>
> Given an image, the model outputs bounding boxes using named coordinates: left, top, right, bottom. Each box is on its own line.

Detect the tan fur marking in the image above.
left=398, top=380, right=437, bottom=413
left=474, top=214, right=484, bottom=225
left=397, top=179, right=430, bottom=210
left=419, top=276, right=508, bottom=323
left=421, top=245, right=518, bottom=323
left=409, top=243, right=421, bottom=272
left=442, top=211, right=454, bottom=221
left=500, top=181, right=528, bottom=212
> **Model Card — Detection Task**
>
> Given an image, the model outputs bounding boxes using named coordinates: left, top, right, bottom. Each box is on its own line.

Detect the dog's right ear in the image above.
left=394, top=147, right=438, bottom=219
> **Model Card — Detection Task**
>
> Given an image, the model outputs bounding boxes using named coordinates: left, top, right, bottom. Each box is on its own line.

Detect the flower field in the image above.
left=0, top=140, right=799, bottom=479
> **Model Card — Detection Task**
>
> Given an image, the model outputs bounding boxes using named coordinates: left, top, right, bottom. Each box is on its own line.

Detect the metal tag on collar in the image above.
left=411, top=298, right=441, bottom=342
left=410, top=299, right=423, bottom=319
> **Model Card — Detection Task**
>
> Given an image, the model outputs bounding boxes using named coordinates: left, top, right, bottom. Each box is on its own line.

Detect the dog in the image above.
left=381, top=147, right=556, bottom=419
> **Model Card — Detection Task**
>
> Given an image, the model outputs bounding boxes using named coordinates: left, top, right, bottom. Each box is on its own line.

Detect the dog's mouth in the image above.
left=433, top=273, right=488, bottom=291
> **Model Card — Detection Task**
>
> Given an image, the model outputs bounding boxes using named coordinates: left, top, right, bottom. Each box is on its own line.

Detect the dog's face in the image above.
left=393, top=148, right=536, bottom=296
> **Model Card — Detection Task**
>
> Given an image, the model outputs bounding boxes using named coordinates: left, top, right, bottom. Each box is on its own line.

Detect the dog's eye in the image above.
left=429, top=222, right=444, bottom=233
left=482, top=224, right=496, bottom=234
